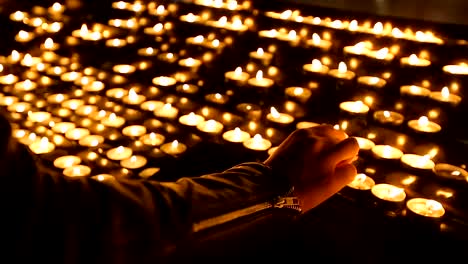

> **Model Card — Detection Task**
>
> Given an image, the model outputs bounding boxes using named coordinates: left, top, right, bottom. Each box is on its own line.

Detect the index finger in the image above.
left=321, top=137, right=359, bottom=168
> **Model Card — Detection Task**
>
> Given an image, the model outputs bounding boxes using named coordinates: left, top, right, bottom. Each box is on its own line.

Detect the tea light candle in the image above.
left=138, top=47, right=158, bottom=57
left=15, top=30, right=34, bottom=42
left=400, top=85, right=431, bottom=97
left=140, top=132, right=165, bottom=146
left=296, top=121, right=320, bottom=129
left=122, top=125, right=147, bottom=137
left=113, top=64, right=136, bottom=74
left=52, top=122, right=76, bottom=134
left=429, top=87, right=462, bottom=106
left=176, top=84, right=199, bottom=95
left=65, top=128, right=90, bottom=140
left=141, top=100, right=165, bottom=111
left=196, top=119, right=224, bottom=134
left=107, top=146, right=133, bottom=161
left=29, top=137, right=55, bottom=154
left=373, top=110, right=404, bottom=126
left=152, top=76, right=177, bottom=87
left=225, top=67, right=250, bottom=83
left=328, top=62, right=355, bottom=80
left=157, top=53, right=178, bottom=64
left=401, top=154, right=435, bottom=170
left=102, top=113, right=126, bottom=128
left=372, top=145, right=404, bottom=160
left=53, top=155, right=82, bottom=169
left=266, top=107, right=294, bottom=125
left=442, top=63, right=468, bottom=75
left=179, top=57, right=202, bottom=68
left=433, top=163, right=468, bottom=181
left=401, top=54, right=431, bottom=67
left=355, top=137, right=376, bottom=151
left=154, top=103, right=179, bottom=119
left=120, top=155, right=147, bottom=169
left=41, top=38, right=59, bottom=51
left=303, top=59, right=329, bottom=75
left=358, top=76, right=387, bottom=89
left=306, top=33, right=332, bottom=50
left=339, top=101, right=370, bottom=114
left=249, top=48, right=273, bottom=63
left=243, top=134, right=272, bottom=151
left=180, top=13, right=202, bottom=23
left=123, top=89, right=146, bottom=105
left=367, top=48, right=394, bottom=61
left=205, top=93, right=229, bottom=105
left=106, top=88, right=127, bottom=99
left=144, top=23, right=165, bottom=35
left=91, top=174, right=115, bottom=182
left=15, top=79, right=37, bottom=91
left=78, top=135, right=105, bottom=147
left=0, top=74, right=19, bottom=85
left=179, top=112, right=205, bottom=127
left=62, top=99, right=85, bottom=110
left=160, top=140, right=187, bottom=155
left=8, top=102, right=31, bottom=113
left=347, top=173, right=375, bottom=190
left=406, top=198, right=445, bottom=218
left=247, top=70, right=274, bottom=88
left=284, top=87, right=312, bottom=103
left=222, top=127, right=250, bottom=143
left=63, top=165, right=92, bottom=177
left=408, top=116, right=441, bottom=133
left=371, top=183, right=406, bottom=202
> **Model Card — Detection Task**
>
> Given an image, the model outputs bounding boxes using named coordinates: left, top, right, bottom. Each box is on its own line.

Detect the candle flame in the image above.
left=441, top=87, right=450, bottom=98
left=171, top=140, right=179, bottom=148
left=375, top=48, right=388, bottom=60
left=234, top=67, right=242, bottom=75
left=256, top=48, right=264, bottom=55
left=270, top=107, right=280, bottom=118
left=288, top=30, right=297, bottom=39
left=153, top=23, right=163, bottom=32
left=356, top=173, right=367, bottom=182
left=402, top=176, right=416, bottom=185
left=418, top=116, right=429, bottom=127
left=255, top=70, right=264, bottom=80
left=44, top=38, right=54, bottom=49
left=383, top=111, right=391, bottom=118
left=425, top=199, right=443, bottom=211
left=373, top=22, right=383, bottom=34
left=312, top=33, right=321, bottom=45
left=408, top=54, right=420, bottom=65
left=338, top=62, right=347, bottom=73
left=349, top=20, right=358, bottom=31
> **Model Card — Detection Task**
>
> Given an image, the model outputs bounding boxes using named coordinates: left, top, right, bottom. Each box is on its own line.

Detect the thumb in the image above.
left=334, top=163, right=357, bottom=188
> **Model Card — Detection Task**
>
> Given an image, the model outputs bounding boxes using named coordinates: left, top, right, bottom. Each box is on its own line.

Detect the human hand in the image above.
left=264, top=125, right=359, bottom=212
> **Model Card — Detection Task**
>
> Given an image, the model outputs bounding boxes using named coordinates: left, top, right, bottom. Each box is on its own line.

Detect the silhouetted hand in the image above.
left=264, top=125, right=359, bottom=212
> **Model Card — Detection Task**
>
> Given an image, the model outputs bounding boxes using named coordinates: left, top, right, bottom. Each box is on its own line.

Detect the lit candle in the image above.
left=0, top=74, right=19, bottom=85
left=408, top=116, right=441, bottom=133
left=328, top=62, right=355, bottom=80
left=102, top=113, right=126, bottom=128
left=347, top=173, right=375, bottom=190
left=152, top=76, right=177, bottom=87
left=433, top=163, right=468, bottom=181
left=266, top=107, right=294, bottom=125
left=179, top=57, right=202, bottom=68
left=123, top=89, right=146, bottom=105
left=154, top=103, right=179, bottom=119
left=400, top=85, right=431, bottom=97
left=296, top=121, right=320, bottom=129
left=442, top=63, right=468, bottom=75
left=249, top=48, right=273, bottom=63
left=243, top=134, right=272, bottom=151
left=120, top=155, right=148, bottom=169
left=357, top=76, right=387, bottom=89
left=41, top=38, right=59, bottom=51
left=401, top=154, right=435, bottom=170
left=27, top=111, right=52, bottom=123
left=222, top=127, right=250, bottom=143
left=372, top=145, right=404, bottom=160
left=302, top=59, right=329, bottom=75
left=284, top=87, right=312, bottom=103
left=225, top=67, right=250, bottom=83
left=15, top=30, right=34, bottom=42
left=429, top=87, right=462, bottom=106
left=62, top=99, right=85, bottom=110
left=138, top=47, right=158, bottom=57
left=52, top=122, right=76, bottom=134
left=406, top=198, right=445, bottom=218
left=368, top=48, right=394, bottom=61
left=306, top=33, right=332, bottom=50
left=78, top=135, right=105, bottom=147
left=65, top=128, right=90, bottom=140
left=53, top=155, right=82, bottom=169
left=63, top=165, right=92, bottom=177
left=140, top=132, right=165, bottom=146
left=160, top=140, right=187, bottom=155
left=106, top=146, right=133, bottom=161
left=29, top=137, right=55, bottom=154
left=205, top=93, right=229, bottom=105
left=339, top=101, right=370, bottom=114
left=8, top=102, right=31, bottom=113
left=122, top=125, right=147, bottom=137
left=91, top=174, right=115, bottom=182
left=144, top=23, right=165, bottom=35
left=179, top=112, right=205, bottom=127
left=354, top=137, right=376, bottom=151
left=140, top=100, right=164, bottom=111
left=401, top=54, right=431, bottom=67
left=180, top=13, right=202, bottom=23
left=343, top=42, right=369, bottom=56
left=247, top=70, right=274, bottom=88
left=373, top=110, right=404, bottom=126
left=113, top=64, right=136, bottom=74
left=371, top=184, right=406, bottom=202
left=196, top=119, right=224, bottom=134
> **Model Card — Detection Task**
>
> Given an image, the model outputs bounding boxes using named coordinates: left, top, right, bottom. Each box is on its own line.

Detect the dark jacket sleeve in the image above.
left=2, top=137, right=292, bottom=263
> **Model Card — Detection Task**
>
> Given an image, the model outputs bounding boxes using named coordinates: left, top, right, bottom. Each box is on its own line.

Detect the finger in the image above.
left=322, top=137, right=359, bottom=167
left=310, top=125, right=348, bottom=142
left=333, top=163, right=357, bottom=187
